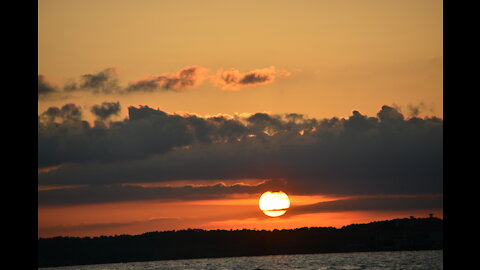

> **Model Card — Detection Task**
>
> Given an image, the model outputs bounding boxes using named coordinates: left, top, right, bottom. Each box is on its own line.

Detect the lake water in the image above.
left=40, top=250, right=442, bottom=270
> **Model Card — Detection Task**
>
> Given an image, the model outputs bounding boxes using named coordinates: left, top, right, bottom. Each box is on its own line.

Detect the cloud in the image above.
left=38, top=75, right=57, bottom=96
left=39, top=103, right=83, bottom=123
left=91, top=102, right=121, bottom=120
left=38, top=104, right=197, bottom=167
left=38, top=66, right=292, bottom=100
left=213, top=66, right=292, bottom=90
left=70, top=68, right=121, bottom=94
left=39, top=105, right=442, bottom=203
left=288, top=196, right=443, bottom=216
left=38, top=103, right=251, bottom=168
left=405, top=102, right=437, bottom=118
left=38, top=104, right=317, bottom=168
left=38, top=180, right=283, bottom=205
left=39, top=68, right=122, bottom=97
left=126, top=66, right=210, bottom=92
left=377, top=105, right=404, bottom=122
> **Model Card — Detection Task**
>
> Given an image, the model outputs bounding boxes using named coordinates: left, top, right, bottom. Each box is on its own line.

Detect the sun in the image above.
left=259, top=191, right=290, bottom=217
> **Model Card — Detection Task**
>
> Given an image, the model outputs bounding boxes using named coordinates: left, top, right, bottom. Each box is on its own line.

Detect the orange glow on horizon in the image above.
left=205, top=209, right=444, bottom=232
left=38, top=194, right=443, bottom=238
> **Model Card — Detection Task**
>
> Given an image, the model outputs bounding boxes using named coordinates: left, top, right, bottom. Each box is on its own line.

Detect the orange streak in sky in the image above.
left=38, top=194, right=442, bottom=238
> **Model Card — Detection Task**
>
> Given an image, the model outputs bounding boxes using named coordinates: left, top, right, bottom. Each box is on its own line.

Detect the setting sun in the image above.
left=259, top=191, right=290, bottom=217
left=38, top=1, right=443, bottom=267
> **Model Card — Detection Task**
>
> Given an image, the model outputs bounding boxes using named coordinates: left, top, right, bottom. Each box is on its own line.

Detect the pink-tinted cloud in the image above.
left=38, top=65, right=293, bottom=99
left=213, top=66, right=292, bottom=90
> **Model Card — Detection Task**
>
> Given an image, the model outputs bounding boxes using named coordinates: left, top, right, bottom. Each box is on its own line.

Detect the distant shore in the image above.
left=38, top=217, right=443, bottom=268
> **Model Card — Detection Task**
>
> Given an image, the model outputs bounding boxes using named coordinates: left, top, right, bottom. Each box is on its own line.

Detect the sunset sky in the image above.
left=38, top=0, right=443, bottom=238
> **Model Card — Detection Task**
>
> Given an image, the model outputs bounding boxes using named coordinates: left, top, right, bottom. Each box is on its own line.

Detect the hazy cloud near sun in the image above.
left=39, top=103, right=442, bottom=203
left=288, top=196, right=443, bottom=216
left=37, top=65, right=292, bottom=98
left=38, top=180, right=282, bottom=206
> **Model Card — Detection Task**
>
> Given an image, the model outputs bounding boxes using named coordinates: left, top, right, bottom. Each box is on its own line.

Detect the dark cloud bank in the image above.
left=38, top=103, right=442, bottom=208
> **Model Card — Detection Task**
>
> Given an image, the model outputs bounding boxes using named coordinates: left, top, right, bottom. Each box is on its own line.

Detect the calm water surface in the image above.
left=40, top=250, right=442, bottom=270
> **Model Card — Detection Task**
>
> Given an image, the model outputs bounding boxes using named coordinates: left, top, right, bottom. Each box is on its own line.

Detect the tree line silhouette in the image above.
left=38, top=217, right=442, bottom=267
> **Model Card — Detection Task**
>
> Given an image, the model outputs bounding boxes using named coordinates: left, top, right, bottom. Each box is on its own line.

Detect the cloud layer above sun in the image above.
left=38, top=103, right=442, bottom=208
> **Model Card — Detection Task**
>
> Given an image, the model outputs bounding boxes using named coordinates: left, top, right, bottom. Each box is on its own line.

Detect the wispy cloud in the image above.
left=126, top=66, right=210, bottom=92
left=65, top=68, right=120, bottom=94
left=38, top=65, right=292, bottom=99
left=213, top=66, right=292, bottom=90
left=38, top=180, right=281, bottom=205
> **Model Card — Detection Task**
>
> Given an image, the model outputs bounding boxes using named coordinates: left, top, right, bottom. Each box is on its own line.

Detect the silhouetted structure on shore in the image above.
left=38, top=217, right=443, bottom=267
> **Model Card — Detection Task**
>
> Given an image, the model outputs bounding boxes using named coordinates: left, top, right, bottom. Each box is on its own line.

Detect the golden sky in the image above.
left=38, top=0, right=443, bottom=238
left=39, top=0, right=442, bottom=119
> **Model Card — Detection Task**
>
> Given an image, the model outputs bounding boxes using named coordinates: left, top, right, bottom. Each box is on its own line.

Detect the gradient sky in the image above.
left=38, top=0, right=443, bottom=238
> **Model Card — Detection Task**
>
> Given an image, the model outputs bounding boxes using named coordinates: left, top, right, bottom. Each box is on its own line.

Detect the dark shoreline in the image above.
left=38, top=217, right=443, bottom=268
